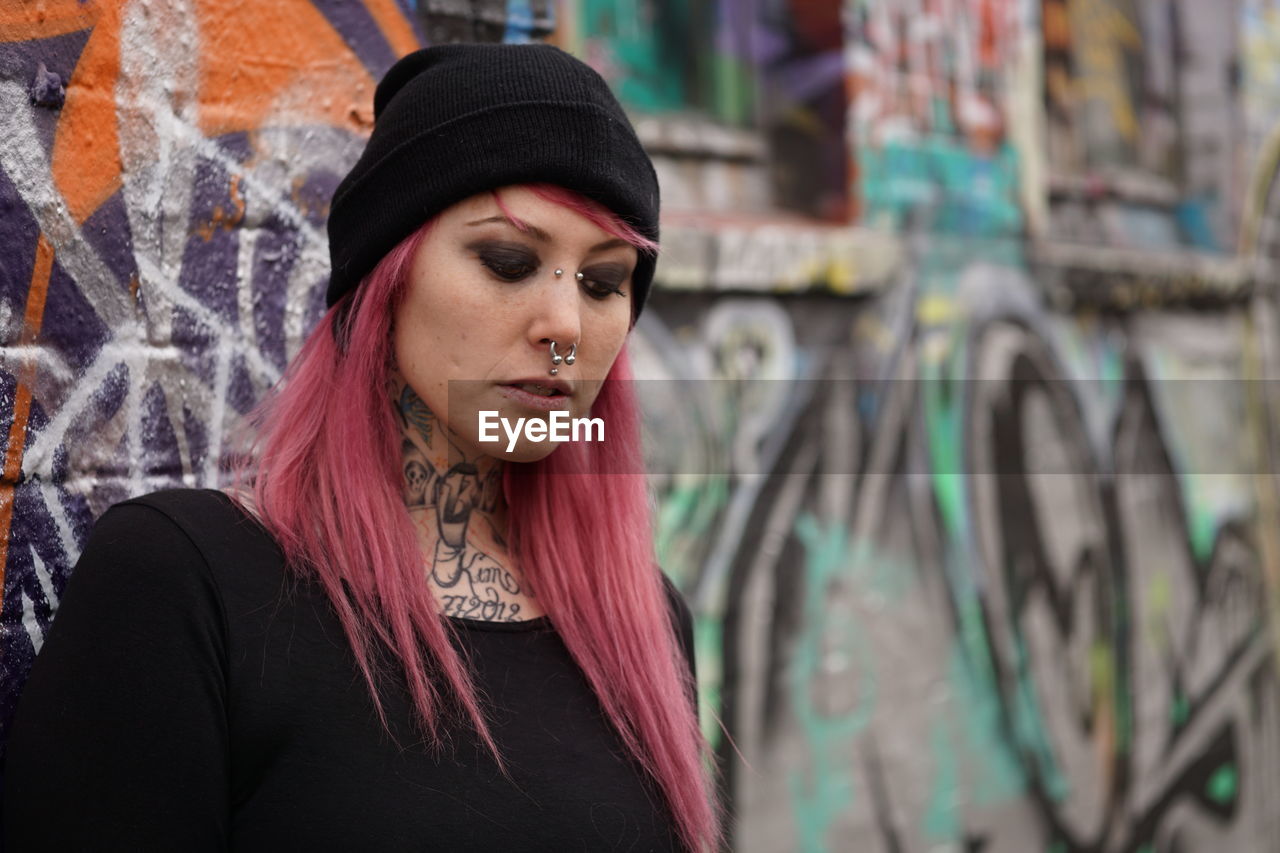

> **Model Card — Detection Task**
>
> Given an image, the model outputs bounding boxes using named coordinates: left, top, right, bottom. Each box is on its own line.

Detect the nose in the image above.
left=528, top=271, right=582, bottom=359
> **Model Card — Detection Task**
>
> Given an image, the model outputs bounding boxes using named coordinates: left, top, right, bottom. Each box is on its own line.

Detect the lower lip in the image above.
left=498, top=384, right=572, bottom=411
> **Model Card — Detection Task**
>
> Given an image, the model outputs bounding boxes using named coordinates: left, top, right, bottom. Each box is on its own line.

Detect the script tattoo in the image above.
left=430, top=462, right=525, bottom=619
left=394, top=380, right=533, bottom=621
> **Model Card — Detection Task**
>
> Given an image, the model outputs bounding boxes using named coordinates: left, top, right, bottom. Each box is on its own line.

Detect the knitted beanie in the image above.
left=326, top=43, right=661, bottom=320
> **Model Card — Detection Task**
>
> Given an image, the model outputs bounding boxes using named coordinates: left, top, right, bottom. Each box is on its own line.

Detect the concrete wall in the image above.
left=4, top=1, right=1280, bottom=851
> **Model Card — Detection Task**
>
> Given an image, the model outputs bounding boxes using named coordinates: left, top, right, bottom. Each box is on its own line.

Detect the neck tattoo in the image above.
left=393, top=377, right=535, bottom=622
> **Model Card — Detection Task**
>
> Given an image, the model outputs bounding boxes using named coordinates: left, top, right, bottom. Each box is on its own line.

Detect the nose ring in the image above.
left=549, top=340, right=576, bottom=375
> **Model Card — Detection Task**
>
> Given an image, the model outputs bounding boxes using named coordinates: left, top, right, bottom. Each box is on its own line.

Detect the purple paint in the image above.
left=38, top=260, right=110, bottom=372
left=79, top=191, right=138, bottom=292
left=170, top=305, right=219, bottom=388
left=0, top=28, right=93, bottom=154
left=140, top=382, right=182, bottom=480
left=64, top=363, right=129, bottom=453
left=0, top=400, right=63, bottom=663
left=179, top=155, right=242, bottom=325
left=251, top=226, right=301, bottom=371
left=29, top=63, right=64, bottom=109
left=0, top=170, right=41, bottom=342
left=295, top=170, right=341, bottom=229
left=226, top=353, right=259, bottom=416
left=182, top=401, right=210, bottom=479
left=0, top=370, right=15, bottom=480
left=310, top=0, right=410, bottom=80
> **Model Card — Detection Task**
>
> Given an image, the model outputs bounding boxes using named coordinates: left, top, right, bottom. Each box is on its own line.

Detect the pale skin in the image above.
left=389, top=186, right=637, bottom=621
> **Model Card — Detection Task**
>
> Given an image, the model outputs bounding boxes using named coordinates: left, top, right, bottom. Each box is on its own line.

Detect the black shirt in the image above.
left=3, top=489, right=697, bottom=851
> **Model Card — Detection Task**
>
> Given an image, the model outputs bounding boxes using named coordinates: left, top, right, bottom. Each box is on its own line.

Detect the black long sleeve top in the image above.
left=2, top=488, right=697, bottom=851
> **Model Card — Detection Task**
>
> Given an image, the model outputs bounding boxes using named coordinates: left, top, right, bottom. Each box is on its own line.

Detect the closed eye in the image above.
left=476, top=246, right=538, bottom=281
left=579, top=263, right=630, bottom=301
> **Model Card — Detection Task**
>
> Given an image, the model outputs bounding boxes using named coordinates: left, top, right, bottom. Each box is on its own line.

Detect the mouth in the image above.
left=501, top=379, right=572, bottom=397
left=497, top=379, right=573, bottom=411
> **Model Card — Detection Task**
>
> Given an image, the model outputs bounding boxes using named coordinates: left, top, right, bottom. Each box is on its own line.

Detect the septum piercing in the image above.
left=549, top=340, right=576, bottom=376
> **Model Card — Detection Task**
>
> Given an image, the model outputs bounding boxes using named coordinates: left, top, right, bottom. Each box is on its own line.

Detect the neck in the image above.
left=392, top=374, right=509, bottom=553
left=393, top=373, right=538, bottom=621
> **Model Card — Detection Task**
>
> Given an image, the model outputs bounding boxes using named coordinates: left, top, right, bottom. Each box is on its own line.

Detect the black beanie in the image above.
left=326, top=43, right=661, bottom=320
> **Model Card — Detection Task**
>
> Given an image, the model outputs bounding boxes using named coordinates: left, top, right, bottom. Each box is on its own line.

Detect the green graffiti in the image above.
left=654, top=475, right=729, bottom=580
left=945, top=647, right=1026, bottom=805
left=710, top=52, right=754, bottom=126
left=694, top=613, right=722, bottom=747
left=1206, top=764, right=1239, bottom=805
left=787, top=512, right=877, bottom=851
left=579, top=0, right=689, bottom=112
left=922, top=353, right=967, bottom=539
left=1185, top=486, right=1218, bottom=565
left=1011, top=638, right=1070, bottom=801
left=924, top=720, right=960, bottom=840
left=859, top=139, right=1022, bottom=238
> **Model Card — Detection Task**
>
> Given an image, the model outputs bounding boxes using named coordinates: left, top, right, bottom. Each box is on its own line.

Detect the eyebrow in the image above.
left=465, top=216, right=630, bottom=253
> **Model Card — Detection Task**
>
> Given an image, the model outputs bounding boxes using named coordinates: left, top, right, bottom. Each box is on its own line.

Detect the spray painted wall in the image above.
left=3, top=1, right=1280, bottom=852
left=0, top=0, right=417, bottom=765
left=630, top=0, right=1280, bottom=851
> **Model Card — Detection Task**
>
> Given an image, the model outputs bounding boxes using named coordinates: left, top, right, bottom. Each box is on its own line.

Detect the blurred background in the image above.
left=3, top=0, right=1280, bottom=850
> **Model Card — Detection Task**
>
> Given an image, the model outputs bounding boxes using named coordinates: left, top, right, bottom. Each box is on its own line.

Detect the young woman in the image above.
left=4, top=43, right=722, bottom=852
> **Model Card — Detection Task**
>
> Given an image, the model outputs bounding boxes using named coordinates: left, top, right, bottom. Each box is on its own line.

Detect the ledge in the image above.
left=1031, top=240, right=1276, bottom=309
left=630, top=112, right=766, bottom=160
left=652, top=212, right=901, bottom=295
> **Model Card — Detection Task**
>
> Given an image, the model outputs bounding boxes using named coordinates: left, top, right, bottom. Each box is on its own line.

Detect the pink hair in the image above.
left=230, top=184, right=724, bottom=852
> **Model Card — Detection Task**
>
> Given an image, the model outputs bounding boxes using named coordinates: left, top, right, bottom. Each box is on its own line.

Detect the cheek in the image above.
left=587, top=314, right=630, bottom=373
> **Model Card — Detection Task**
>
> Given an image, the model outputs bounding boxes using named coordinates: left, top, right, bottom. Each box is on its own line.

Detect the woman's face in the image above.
left=392, top=186, right=638, bottom=463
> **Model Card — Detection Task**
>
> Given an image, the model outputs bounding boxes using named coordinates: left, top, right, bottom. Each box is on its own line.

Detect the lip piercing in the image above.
left=549, top=340, right=576, bottom=375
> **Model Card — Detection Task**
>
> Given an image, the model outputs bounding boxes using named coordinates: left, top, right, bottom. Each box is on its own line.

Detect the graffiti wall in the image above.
left=636, top=269, right=1280, bottom=852
left=4, top=1, right=1280, bottom=852
left=0, top=0, right=418, bottom=761
left=631, top=1, right=1280, bottom=851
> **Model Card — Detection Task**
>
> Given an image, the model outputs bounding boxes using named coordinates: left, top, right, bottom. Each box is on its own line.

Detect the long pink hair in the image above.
left=229, top=183, right=723, bottom=852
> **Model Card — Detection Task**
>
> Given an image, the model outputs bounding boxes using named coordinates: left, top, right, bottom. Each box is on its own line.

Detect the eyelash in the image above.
left=478, top=253, right=626, bottom=301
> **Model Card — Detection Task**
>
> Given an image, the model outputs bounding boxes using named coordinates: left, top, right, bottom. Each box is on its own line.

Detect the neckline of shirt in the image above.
left=446, top=614, right=553, bottom=632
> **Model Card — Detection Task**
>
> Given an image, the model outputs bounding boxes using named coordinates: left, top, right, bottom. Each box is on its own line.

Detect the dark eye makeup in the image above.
left=469, top=241, right=630, bottom=302
left=475, top=244, right=537, bottom=281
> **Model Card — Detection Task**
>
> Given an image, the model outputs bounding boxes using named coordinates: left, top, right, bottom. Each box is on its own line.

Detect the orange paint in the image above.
left=0, top=0, right=97, bottom=42
left=361, top=0, right=420, bottom=59
left=195, top=0, right=377, bottom=137
left=49, top=0, right=124, bottom=225
left=47, top=0, right=381, bottom=229
left=0, top=235, right=56, bottom=599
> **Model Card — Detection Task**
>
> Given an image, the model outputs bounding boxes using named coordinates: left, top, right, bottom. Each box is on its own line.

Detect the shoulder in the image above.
left=118, top=487, right=257, bottom=538
left=45, top=491, right=239, bottom=662
left=76, top=488, right=284, bottom=612
left=74, top=488, right=252, bottom=586
left=112, top=487, right=283, bottom=567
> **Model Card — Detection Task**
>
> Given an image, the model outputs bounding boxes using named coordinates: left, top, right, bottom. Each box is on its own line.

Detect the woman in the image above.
left=4, top=43, right=722, bottom=851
